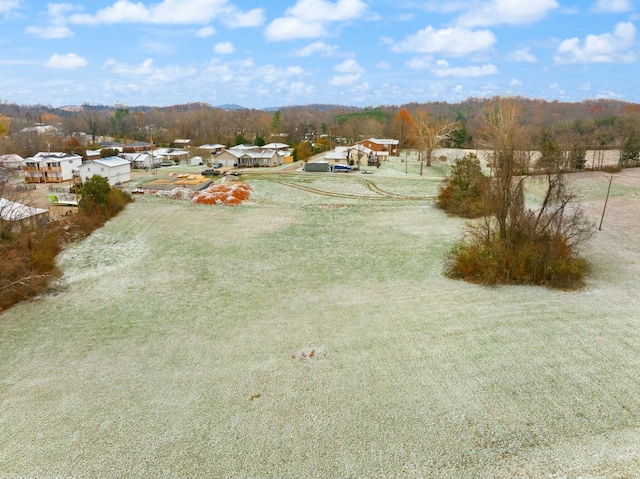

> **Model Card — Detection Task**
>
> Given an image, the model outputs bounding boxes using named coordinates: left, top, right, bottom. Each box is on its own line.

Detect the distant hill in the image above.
left=216, top=104, right=247, bottom=111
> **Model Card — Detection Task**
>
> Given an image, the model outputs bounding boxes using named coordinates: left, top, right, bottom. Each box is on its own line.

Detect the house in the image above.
left=348, top=144, right=374, bottom=166
left=324, top=147, right=349, bottom=163
left=85, top=150, right=101, bottom=161
left=126, top=141, right=153, bottom=152
left=78, top=157, right=131, bottom=186
left=215, top=148, right=282, bottom=168
left=22, top=152, right=83, bottom=184
left=173, top=139, right=191, bottom=149
left=198, top=144, right=226, bottom=156
left=263, top=142, right=289, bottom=152
left=0, top=197, right=49, bottom=232
left=153, top=148, right=189, bottom=165
left=99, top=141, right=123, bottom=151
left=120, top=152, right=161, bottom=169
left=0, top=154, right=24, bottom=169
left=356, top=138, right=399, bottom=158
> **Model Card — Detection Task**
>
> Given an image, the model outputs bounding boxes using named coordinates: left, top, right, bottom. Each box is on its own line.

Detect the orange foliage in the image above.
left=191, top=182, right=251, bottom=206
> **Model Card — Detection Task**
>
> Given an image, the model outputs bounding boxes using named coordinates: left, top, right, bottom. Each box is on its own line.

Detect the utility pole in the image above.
left=599, top=174, right=615, bottom=231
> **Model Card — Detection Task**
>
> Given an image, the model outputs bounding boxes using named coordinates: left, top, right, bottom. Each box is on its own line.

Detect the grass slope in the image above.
left=1, top=170, right=639, bottom=478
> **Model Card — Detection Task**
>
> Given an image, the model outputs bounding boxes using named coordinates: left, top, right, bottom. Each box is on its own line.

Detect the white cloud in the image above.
left=104, top=58, right=155, bottom=75
left=294, top=41, right=339, bottom=57
left=195, top=26, right=216, bottom=38
left=223, top=7, right=264, bottom=27
left=591, top=0, right=634, bottom=13
left=433, top=60, right=499, bottom=77
left=334, top=59, right=364, bottom=74
left=0, top=0, right=20, bottom=16
left=547, top=83, right=566, bottom=95
left=265, top=0, right=367, bottom=41
left=25, top=25, right=74, bottom=39
left=46, top=53, right=87, bottom=69
left=330, top=74, right=361, bottom=85
left=554, top=22, right=637, bottom=64
left=258, top=65, right=305, bottom=83
left=509, top=47, right=537, bottom=63
left=67, top=0, right=264, bottom=26
left=390, top=26, right=496, bottom=56
left=288, top=81, right=315, bottom=96
left=376, top=61, right=391, bottom=69
left=406, top=57, right=432, bottom=70
left=214, top=41, right=235, bottom=54
left=329, top=59, right=365, bottom=87
left=266, top=17, right=326, bottom=41
left=103, top=58, right=197, bottom=84
left=456, top=0, right=559, bottom=28
left=510, top=79, right=523, bottom=86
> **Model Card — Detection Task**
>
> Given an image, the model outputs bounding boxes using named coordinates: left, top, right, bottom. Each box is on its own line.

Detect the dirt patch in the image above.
left=139, top=173, right=212, bottom=191
left=192, top=182, right=252, bottom=206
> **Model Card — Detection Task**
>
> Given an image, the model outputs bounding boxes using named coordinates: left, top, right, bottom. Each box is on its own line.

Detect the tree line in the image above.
left=1, top=97, right=639, bottom=167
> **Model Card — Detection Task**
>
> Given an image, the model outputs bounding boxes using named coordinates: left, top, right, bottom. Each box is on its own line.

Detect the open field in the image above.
left=1, top=160, right=640, bottom=478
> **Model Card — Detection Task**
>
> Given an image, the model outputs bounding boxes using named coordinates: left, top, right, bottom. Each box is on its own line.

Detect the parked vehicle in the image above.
left=202, top=169, right=221, bottom=176
left=332, top=164, right=352, bottom=172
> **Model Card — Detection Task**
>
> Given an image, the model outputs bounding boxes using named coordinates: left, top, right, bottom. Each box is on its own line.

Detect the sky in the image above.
left=1, top=0, right=639, bottom=109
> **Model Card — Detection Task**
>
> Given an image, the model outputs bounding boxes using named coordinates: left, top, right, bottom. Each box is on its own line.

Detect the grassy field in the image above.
left=1, top=161, right=640, bottom=478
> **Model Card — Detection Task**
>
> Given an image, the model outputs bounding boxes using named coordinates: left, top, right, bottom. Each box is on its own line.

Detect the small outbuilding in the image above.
left=0, top=197, right=49, bottom=233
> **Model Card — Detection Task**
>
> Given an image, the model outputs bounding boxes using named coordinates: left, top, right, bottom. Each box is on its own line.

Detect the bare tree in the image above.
left=412, top=110, right=459, bottom=175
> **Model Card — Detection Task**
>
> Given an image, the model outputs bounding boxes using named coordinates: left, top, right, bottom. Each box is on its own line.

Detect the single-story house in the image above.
left=100, top=141, right=123, bottom=151
left=173, top=139, right=191, bottom=149
left=126, top=141, right=153, bottom=152
left=0, top=154, right=24, bottom=169
left=263, top=142, right=290, bottom=152
left=85, top=150, right=101, bottom=161
left=198, top=143, right=226, bottom=156
left=120, top=152, right=161, bottom=169
left=0, top=197, right=49, bottom=232
left=153, top=148, right=189, bottom=164
left=356, top=138, right=399, bottom=157
left=78, top=157, right=131, bottom=186
left=22, top=152, right=83, bottom=183
left=215, top=148, right=282, bottom=168
left=324, top=147, right=349, bottom=163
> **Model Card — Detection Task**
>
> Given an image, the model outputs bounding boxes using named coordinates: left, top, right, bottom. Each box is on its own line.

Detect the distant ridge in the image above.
left=216, top=103, right=247, bottom=111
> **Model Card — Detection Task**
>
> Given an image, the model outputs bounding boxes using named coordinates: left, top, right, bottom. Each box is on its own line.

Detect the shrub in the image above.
left=437, top=154, right=490, bottom=218
left=445, top=218, right=591, bottom=289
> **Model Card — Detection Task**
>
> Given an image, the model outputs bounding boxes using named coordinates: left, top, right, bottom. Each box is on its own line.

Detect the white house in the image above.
left=0, top=197, right=49, bottom=232
left=22, top=152, right=83, bottom=184
left=120, top=152, right=161, bottom=169
left=78, top=157, right=131, bottom=186
left=0, top=154, right=24, bottom=169
left=153, top=148, right=189, bottom=164
left=215, top=148, right=281, bottom=168
left=198, top=143, right=226, bottom=155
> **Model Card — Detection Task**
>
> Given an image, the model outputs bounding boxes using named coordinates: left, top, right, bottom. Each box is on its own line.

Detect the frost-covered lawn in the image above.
left=1, top=171, right=640, bottom=478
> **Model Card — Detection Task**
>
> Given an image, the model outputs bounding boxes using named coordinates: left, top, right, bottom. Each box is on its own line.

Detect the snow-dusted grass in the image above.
left=1, top=172, right=640, bottom=478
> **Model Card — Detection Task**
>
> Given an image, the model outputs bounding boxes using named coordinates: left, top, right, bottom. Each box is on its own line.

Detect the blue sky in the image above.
left=1, top=0, right=639, bottom=108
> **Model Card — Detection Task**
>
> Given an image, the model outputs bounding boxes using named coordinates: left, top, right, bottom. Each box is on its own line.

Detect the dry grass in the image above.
left=1, top=166, right=639, bottom=478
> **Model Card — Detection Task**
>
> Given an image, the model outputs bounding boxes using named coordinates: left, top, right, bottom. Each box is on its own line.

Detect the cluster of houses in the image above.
left=3, top=137, right=399, bottom=188
left=12, top=141, right=301, bottom=187
left=0, top=137, right=399, bottom=231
